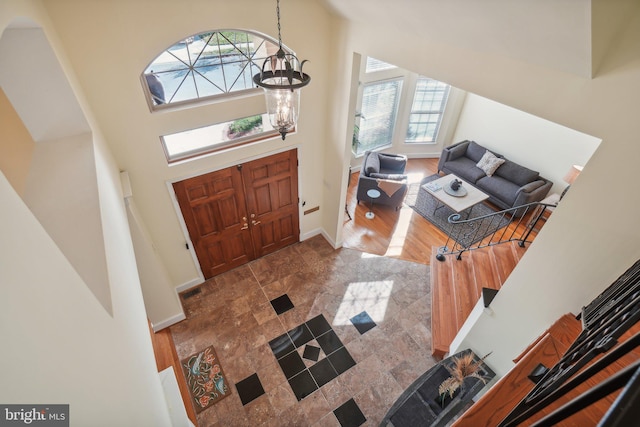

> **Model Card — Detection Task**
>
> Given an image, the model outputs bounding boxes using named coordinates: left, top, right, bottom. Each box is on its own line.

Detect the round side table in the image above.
left=366, top=189, right=381, bottom=219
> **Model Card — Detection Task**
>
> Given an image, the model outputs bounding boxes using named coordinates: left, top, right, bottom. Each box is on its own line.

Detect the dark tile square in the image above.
left=288, top=369, right=318, bottom=401
left=334, top=398, right=366, bottom=427
left=306, top=314, right=332, bottom=337
left=235, top=373, right=265, bottom=406
left=309, top=358, right=338, bottom=387
left=328, top=347, right=357, bottom=375
left=270, top=294, right=294, bottom=315
left=302, top=344, right=321, bottom=362
left=288, top=324, right=313, bottom=347
left=278, top=350, right=306, bottom=379
left=350, top=311, right=377, bottom=335
left=316, top=329, right=344, bottom=355
left=269, top=333, right=295, bottom=359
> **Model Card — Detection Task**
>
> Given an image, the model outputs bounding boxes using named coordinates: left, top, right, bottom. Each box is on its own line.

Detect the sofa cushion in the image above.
left=476, top=176, right=520, bottom=206
left=378, top=154, right=406, bottom=171
left=476, top=150, right=505, bottom=177
left=444, top=157, right=487, bottom=184
left=494, top=160, right=539, bottom=187
left=466, top=141, right=488, bottom=163
left=364, top=152, right=380, bottom=176
left=519, top=179, right=546, bottom=194
left=448, top=141, right=469, bottom=160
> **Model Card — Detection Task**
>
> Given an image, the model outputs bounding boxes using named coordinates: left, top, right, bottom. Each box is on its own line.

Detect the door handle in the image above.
left=252, top=220, right=261, bottom=226
left=241, top=223, right=249, bottom=230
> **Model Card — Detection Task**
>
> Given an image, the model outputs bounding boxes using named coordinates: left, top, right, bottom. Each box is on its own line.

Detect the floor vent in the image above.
left=182, top=288, right=201, bottom=299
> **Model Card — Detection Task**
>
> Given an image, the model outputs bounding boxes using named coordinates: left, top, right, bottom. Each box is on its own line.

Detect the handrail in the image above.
left=435, top=200, right=558, bottom=261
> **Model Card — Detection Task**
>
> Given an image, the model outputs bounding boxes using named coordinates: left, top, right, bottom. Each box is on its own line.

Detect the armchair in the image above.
left=356, top=151, right=408, bottom=211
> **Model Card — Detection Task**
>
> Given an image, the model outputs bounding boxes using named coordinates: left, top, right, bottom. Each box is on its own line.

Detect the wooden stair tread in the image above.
left=452, top=315, right=579, bottom=427
left=431, top=242, right=526, bottom=359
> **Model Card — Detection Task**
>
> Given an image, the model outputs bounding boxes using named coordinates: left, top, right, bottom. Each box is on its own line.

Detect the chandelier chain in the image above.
left=276, top=0, right=282, bottom=49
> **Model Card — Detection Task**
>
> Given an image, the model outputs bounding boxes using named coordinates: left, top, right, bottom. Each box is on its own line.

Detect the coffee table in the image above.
left=422, top=174, right=489, bottom=218
left=423, top=175, right=490, bottom=261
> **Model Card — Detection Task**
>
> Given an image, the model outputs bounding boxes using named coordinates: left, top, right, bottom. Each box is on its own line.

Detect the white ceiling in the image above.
left=321, top=0, right=594, bottom=77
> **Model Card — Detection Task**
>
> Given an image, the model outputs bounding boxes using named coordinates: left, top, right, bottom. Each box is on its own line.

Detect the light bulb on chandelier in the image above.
left=253, top=0, right=310, bottom=140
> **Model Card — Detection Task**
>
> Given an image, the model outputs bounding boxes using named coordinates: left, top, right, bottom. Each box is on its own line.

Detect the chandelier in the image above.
left=253, top=0, right=311, bottom=140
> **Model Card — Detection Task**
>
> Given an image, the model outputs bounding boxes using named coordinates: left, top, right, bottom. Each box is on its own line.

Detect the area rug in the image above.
left=405, top=175, right=509, bottom=247
left=181, top=345, right=230, bottom=412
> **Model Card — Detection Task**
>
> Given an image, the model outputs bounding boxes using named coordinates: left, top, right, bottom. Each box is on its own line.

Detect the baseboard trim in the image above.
left=175, top=278, right=203, bottom=294
left=301, top=228, right=341, bottom=249
left=300, top=228, right=323, bottom=242
left=151, top=312, right=186, bottom=332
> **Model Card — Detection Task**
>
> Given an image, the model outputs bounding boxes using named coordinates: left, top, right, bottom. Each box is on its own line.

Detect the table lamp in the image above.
left=560, top=164, right=583, bottom=199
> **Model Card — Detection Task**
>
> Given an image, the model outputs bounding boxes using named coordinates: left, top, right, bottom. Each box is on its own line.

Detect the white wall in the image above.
left=0, top=1, right=172, bottom=423
left=0, top=88, right=34, bottom=195
left=43, top=0, right=333, bottom=326
left=126, top=195, right=186, bottom=331
left=0, top=27, right=112, bottom=314
left=452, top=93, right=601, bottom=195
left=327, top=2, right=640, bottom=377
left=27, top=0, right=640, bottom=382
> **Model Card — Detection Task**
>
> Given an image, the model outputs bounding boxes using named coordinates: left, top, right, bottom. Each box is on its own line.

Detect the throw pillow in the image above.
left=476, top=150, right=505, bottom=177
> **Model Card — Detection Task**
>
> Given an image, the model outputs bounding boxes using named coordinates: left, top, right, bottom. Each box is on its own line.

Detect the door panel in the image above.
left=242, top=149, right=299, bottom=258
left=174, top=149, right=299, bottom=278
left=173, top=167, right=254, bottom=279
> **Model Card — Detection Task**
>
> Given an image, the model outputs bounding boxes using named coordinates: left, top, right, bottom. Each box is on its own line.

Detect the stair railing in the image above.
left=436, top=200, right=557, bottom=261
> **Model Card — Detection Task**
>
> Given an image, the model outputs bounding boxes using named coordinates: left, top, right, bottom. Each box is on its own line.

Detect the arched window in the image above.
left=141, top=30, right=282, bottom=110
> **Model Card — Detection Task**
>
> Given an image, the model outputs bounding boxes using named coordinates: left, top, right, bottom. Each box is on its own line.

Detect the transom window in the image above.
left=142, top=30, right=283, bottom=110
left=365, top=57, right=396, bottom=73
left=161, top=113, right=282, bottom=163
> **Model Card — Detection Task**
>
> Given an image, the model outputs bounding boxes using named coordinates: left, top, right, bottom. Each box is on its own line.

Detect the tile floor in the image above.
left=170, top=235, right=436, bottom=426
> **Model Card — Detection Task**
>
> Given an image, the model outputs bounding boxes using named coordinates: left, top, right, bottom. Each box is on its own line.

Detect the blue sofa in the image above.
left=437, top=140, right=552, bottom=214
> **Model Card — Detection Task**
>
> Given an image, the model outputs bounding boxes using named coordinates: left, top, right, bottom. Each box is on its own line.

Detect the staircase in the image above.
left=430, top=241, right=527, bottom=359
left=436, top=201, right=554, bottom=262
left=430, top=201, right=556, bottom=359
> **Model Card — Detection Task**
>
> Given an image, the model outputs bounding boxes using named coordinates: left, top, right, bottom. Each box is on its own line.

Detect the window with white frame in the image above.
left=354, top=79, right=402, bottom=155
left=365, top=57, right=397, bottom=73
left=161, top=113, right=281, bottom=163
left=142, top=30, right=284, bottom=110
left=353, top=57, right=453, bottom=156
left=406, top=77, right=450, bottom=143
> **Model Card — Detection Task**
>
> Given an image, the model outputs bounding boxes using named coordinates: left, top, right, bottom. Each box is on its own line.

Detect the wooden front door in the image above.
left=241, top=149, right=299, bottom=258
left=173, top=149, right=299, bottom=279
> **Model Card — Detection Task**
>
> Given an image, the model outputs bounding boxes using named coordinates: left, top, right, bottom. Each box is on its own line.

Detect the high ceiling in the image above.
left=320, top=0, right=636, bottom=78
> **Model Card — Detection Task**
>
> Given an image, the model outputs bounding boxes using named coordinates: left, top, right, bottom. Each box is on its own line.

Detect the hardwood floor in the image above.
left=342, top=157, right=538, bottom=359
left=342, top=158, right=447, bottom=265
left=341, top=157, right=538, bottom=266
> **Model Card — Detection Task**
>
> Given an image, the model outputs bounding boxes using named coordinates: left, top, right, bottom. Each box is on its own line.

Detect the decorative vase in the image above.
left=450, top=179, right=462, bottom=191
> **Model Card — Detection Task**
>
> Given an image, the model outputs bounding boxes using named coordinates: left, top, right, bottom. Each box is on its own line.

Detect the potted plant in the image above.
left=438, top=351, right=492, bottom=407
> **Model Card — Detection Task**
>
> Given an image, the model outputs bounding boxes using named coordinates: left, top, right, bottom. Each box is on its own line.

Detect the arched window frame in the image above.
left=140, top=29, right=286, bottom=111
